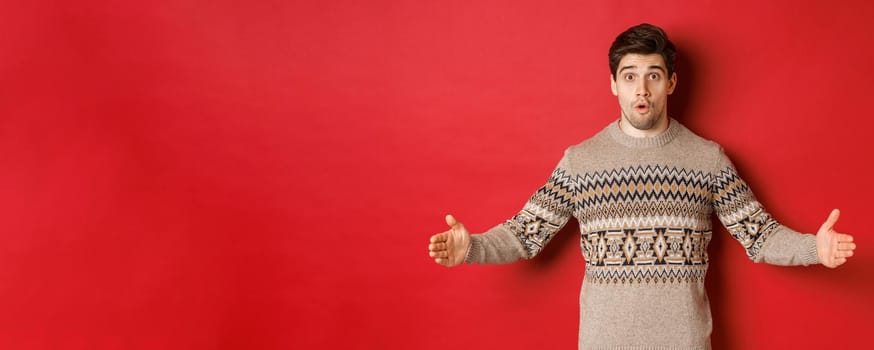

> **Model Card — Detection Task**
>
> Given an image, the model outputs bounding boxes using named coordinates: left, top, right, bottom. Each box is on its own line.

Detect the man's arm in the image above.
left=428, top=150, right=578, bottom=267
left=712, top=150, right=856, bottom=267
left=428, top=215, right=529, bottom=267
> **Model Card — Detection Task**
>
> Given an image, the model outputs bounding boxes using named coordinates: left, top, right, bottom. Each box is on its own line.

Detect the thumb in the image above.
left=821, top=209, right=840, bottom=231
left=445, top=214, right=460, bottom=228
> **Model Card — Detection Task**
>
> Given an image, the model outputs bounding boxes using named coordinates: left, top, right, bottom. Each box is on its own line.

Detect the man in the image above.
left=427, top=23, right=856, bottom=349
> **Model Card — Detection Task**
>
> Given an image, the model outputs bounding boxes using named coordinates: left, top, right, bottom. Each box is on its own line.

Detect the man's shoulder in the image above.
left=674, top=122, right=723, bottom=153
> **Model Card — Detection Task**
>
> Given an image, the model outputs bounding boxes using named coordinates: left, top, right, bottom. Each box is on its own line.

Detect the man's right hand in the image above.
left=428, top=214, right=471, bottom=267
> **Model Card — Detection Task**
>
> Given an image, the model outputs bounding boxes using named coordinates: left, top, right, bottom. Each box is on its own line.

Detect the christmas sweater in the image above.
left=465, top=119, right=819, bottom=350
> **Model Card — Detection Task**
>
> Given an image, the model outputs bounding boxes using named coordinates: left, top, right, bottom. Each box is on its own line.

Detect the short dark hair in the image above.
left=609, top=23, right=676, bottom=79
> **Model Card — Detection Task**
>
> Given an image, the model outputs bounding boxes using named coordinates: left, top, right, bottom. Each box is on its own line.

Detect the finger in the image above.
left=837, top=242, right=856, bottom=251
left=837, top=234, right=854, bottom=243
left=429, top=250, right=448, bottom=258
left=836, top=250, right=854, bottom=258
left=436, top=258, right=458, bottom=267
left=833, top=257, right=847, bottom=266
left=430, top=233, right=447, bottom=243
left=435, top=257, right=454, bottom=266
left=445, top=214, right=459, bottom=228
left=820, top=209, right=840, bottom=231
left=429, top=242, right=447, bottom=251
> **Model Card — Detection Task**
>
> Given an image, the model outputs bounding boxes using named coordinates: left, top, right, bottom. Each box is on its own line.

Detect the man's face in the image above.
left=610, top=53, right=677, bottom=132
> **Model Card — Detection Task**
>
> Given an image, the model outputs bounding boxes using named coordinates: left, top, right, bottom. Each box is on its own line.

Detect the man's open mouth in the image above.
left=634, top=102, right=649, bottom=113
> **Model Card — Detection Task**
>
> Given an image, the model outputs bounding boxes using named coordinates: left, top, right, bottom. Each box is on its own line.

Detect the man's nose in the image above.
left=635, top=81, right=650, bottom=97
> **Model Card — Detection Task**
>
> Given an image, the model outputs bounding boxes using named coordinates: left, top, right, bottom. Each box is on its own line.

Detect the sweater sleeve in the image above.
left=465, top=150, right=577, bottom=264
left=711, top=149, right=819, bottom=266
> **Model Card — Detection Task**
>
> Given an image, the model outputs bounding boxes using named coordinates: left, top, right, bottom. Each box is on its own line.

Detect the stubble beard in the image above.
left=621, top=108, right=663, bottom=131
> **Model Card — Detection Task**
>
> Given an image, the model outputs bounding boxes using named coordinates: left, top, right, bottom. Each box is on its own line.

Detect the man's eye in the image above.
left=648, top=73, right=660, bottom=80
left=624, top=74, right=634, bottom=81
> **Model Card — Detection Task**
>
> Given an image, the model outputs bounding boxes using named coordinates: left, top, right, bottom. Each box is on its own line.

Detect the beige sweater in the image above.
left=465, top=119, right=819, bottom=350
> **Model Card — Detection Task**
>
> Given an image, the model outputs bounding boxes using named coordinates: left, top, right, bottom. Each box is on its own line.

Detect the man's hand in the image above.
left=816, top=209, right=856, bottom=268
left=428, top=215, right=471, bottom=267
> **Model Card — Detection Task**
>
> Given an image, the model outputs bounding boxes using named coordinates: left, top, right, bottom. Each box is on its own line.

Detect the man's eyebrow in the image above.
left=618, top=65, right=637, bottom=74
left=618, top=65, right=666, bottom=74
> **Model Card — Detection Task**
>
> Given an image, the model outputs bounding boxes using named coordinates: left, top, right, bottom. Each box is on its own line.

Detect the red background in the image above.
left=1, top=0, right=872, bottom=349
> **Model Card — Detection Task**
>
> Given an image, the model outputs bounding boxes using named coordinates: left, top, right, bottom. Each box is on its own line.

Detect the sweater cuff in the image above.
left=801, top=234, right=820, bottom=266
left=464, top=235, right=483, bottom=264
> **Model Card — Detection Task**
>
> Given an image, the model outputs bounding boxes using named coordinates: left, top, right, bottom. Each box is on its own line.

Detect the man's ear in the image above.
left=610, top=74, right=618, bottom=96
left=667, top=72, right=677, bottom=95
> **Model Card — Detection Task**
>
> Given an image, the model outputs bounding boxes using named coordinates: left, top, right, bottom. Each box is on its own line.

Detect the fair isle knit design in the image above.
left=712, top=165, right=780, bottom=261
left=509, top=165, right=720, bottom=284
left=505, top=169, right=576, bottom=256
left=582, top=228, right=712, bottom=284
left=576, top=166, right=712, bottom=228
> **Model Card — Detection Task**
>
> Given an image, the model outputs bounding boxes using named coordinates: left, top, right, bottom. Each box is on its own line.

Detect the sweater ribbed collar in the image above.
left=607, top=117, right=682, bottom=149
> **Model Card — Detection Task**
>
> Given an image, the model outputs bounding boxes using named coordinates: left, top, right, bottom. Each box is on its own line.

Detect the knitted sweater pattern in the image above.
left=465, top=120, right=819, bottom=350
